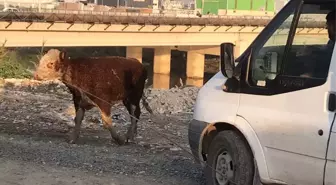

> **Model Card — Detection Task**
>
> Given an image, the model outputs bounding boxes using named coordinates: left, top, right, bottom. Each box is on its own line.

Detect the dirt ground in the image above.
left=0, top=79, right=205, bottom=185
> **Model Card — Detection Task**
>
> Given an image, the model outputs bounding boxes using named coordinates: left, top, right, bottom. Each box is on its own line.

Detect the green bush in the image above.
left=0, top=60, right=32, bottom=79
left=0, top=48, right=33, bottom=79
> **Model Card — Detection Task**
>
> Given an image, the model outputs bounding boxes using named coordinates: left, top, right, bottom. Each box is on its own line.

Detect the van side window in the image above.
left=249, top=14, right=295, bottom=86
left=283, top=6, right=332, bottom=79
left=248, top=3, right=333, bottom=89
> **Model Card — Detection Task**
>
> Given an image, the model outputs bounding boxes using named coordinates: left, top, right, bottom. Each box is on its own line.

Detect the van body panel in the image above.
left=325, top=133, right=336, bottom=185
left=193, top=72, right=240, bottom=124
left=237, top=79, right=332, bottom=184
left=324, top=44, right=336, bottom=185
left=189, top=0, right=336, bottom=184
left=190, top=71, right=279, bottom=183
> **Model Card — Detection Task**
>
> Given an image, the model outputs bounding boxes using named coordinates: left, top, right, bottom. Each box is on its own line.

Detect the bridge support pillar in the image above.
left=153, top=47, right=171, bottom=89
left=234, top=40, right=249, bottom=58
left=126, top=46, right=143, bottom=63
left=186, top=51, right=205, bottom=79
left=153, top=73, right=170, bottom=89
left=186, top=78, right=203, bottom=87
left=153, top=47, right=171, bottom=75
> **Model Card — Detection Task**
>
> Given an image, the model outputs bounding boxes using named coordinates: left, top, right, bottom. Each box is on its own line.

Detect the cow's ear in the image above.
left=59, top=51, right=67, bottom=61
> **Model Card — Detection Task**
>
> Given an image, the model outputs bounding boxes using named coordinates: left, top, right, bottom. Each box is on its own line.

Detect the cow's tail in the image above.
left=141, top=67, right=153, bottom=114
left=142, top=93, right=153, bottom=114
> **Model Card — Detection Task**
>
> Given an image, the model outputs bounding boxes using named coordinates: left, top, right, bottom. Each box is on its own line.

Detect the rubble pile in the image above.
left=0, top=78, right=200, bottom=115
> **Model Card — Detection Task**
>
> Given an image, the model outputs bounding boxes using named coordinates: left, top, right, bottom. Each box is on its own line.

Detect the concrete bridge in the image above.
left=0, top=10, right=327, bottom=88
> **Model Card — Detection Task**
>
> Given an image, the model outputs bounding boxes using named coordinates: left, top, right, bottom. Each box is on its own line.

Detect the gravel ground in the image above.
left=0, top=79, right=205, bottom=185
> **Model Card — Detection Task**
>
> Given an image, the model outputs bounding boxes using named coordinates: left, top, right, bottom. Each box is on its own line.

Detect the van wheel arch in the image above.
left=202, top=122, right=253, bottom=160
left=202, top=122, right=262, bottom=185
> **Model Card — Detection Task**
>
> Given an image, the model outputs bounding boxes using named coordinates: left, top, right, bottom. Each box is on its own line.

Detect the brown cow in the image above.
left=33, top=49, right=152, bottom=145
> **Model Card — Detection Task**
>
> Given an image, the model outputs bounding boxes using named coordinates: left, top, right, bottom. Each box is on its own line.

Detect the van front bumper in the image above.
left=188, top=119, right=209, bottom=164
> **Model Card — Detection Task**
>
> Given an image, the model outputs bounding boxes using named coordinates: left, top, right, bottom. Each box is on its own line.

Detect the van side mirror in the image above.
left=220, top=42, right=235, bottom=78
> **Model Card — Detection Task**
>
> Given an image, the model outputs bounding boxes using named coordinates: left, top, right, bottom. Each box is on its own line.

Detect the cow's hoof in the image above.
left=68, top=139, right=77, bottom=144
left=126, top=129, right=137, bottom=143
left=126, top=137, right=136, bottom=144
left=68, top=134, right=79, bottom=144
left=125, top=134, right=135, bottom=143
left=115, top=135, right=126, bottom=146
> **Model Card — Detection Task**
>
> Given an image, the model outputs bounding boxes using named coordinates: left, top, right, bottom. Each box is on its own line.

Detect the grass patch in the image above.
left=0, top=47, right=41, bottom=79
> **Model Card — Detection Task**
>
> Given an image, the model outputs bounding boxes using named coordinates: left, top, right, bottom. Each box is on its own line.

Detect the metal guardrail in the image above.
left=0, top=8, right=326, bottom=28
left=3, top=8, right=274, bottom=18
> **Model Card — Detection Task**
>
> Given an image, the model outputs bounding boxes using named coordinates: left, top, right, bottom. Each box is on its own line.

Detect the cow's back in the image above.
left=63, top=56, right=145, bottom=104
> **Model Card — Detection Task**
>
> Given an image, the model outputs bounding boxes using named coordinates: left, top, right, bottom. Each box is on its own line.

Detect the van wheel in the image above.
left=205, top=130, right=254, bottom=185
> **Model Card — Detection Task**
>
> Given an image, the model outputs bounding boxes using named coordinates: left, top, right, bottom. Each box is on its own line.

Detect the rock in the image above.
left=170, top=147, right=182, bottom=151
left=146, top=87, right=199, bottom=114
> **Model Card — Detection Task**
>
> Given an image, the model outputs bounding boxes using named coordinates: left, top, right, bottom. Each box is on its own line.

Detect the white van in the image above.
left=188, top=0, right=336, bottom=184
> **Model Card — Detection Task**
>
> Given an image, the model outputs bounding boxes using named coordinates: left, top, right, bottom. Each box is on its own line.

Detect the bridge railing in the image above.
left=9, top=7, right=276, bottom=19
left=0, top=8, right=326, bottom=28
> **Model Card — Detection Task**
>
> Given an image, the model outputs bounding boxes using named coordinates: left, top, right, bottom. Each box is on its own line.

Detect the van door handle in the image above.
left=328, top=93, right=336, bottom=112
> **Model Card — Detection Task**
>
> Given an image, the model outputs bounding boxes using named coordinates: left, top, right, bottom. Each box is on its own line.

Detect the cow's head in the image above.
left=34, top=49, right=67, bottom=81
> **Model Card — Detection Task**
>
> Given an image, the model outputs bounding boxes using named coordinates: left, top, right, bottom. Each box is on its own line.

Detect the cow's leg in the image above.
left=69, top=107, right=85, bottom=144
left=99, top=104, right=125, bottom=145
left=122, top=99, right=133, bottom=142
left=125, top=75, right=146, bottom=143
left=125, top=101, right=140, bottom=143
left=68, top=95, right=85, bottom=144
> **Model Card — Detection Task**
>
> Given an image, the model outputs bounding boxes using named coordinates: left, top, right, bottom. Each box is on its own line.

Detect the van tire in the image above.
left=205, top=130, right=254, bottom=185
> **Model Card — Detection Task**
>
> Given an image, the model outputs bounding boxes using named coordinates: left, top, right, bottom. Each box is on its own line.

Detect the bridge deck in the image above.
left=0, top=10, right=325, bottom=28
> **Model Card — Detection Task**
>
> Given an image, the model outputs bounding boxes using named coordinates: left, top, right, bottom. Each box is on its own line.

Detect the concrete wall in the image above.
left=56, top=2, right=84, bottom=10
